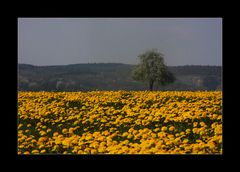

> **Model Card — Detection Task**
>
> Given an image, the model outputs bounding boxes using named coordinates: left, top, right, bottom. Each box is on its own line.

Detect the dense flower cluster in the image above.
left=18, top=91, right=222, bottom=154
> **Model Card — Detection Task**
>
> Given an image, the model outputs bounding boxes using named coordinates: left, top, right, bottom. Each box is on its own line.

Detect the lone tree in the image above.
left=132, top=49, right=175, bottom=91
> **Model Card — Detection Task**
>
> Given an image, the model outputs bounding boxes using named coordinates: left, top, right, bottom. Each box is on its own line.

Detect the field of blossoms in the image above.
left=18, top=91, right=222, bottom=154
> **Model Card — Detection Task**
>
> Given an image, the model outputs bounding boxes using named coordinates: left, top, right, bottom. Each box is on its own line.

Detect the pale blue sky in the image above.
left=18, top=18, right=222, bottom=66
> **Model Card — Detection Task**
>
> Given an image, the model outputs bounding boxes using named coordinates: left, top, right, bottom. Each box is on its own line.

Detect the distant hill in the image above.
left=18, top=63, right=222, bottom=91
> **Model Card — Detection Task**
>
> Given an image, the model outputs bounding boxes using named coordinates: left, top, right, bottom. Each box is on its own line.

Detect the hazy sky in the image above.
left=18, top=18, right=222, bottom=66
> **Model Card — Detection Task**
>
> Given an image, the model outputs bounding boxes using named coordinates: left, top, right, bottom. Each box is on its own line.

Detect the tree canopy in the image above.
left=132, top=49, right=175, bottom=90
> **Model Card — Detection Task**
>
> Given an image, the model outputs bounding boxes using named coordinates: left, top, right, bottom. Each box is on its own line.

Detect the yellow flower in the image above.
left=161, top=126, right=167, bottom=132
left=77, top=150, right=84, bottom=154
left=200, top=122, right=205, bottom=127
left=193, top=122, right=198, bottom=127
left=62, top=140, right=71, bottom=148
left=53, top=132, right=59, bottom=137
left=98, top=147, right=106, bottom=153
left=186, top=129, right=191, bottom=134
left=38, top=137, right=47, bottom=143
left=32, top=150, right=39, bottom=154
left=127, top=133, right=133, bottom=139
left=39, top=145, right=45, bottom=149
left=39, top=131, right=46, bottom=136
left=122, top=132, right=128, bottom=137
left=18, top=145, right=24, bottom=148
left=69, top=128, right=75, bottom=134
left=18, top=124, right=23, bottom=129
left=194, top=128, right=201, bottom=134
left=90, top=149, right=97, bottom=154
left=23, top=151, right=30, bottom=155
left=40, top=149, right=46, bottom=153
left=128, top=128, right=134, bottom=133
left=183, top=139, right=188, bottom=143
left=31, top=139, right=37, bottom=143
left=85, top=135, right=93, bottom=141
left=18, top=91, right=222, bottom=154
left=169, top=126, right=175, bottom=132
left=62, top=128, right=68, bottom=134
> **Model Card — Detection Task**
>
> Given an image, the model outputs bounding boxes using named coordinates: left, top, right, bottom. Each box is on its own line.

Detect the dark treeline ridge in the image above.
left=18, top=63, right=222, bottom=91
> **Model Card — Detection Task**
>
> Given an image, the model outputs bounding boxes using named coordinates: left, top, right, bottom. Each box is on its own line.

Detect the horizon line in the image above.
left=18, top=62, right=222, bottom=67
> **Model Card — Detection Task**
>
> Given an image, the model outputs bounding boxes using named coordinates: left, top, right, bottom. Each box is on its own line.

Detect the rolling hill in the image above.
left=18, top=63, right=222, bottom=91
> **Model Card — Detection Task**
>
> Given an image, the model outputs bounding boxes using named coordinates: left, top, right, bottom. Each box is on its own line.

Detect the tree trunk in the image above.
left=149, top=81, right=154, bottom=91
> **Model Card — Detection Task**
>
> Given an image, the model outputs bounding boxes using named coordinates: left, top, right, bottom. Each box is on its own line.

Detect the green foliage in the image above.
left=18, top=63, right=222, bottom=91
left=132, top=49, right=175, bottom=90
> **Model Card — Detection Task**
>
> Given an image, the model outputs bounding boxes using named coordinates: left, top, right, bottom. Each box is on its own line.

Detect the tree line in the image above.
left=18, top=49, right=222, bottom=91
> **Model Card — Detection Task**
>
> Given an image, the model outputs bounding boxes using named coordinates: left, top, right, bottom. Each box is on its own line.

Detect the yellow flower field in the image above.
left=18, top=91, right=222, bottom=154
